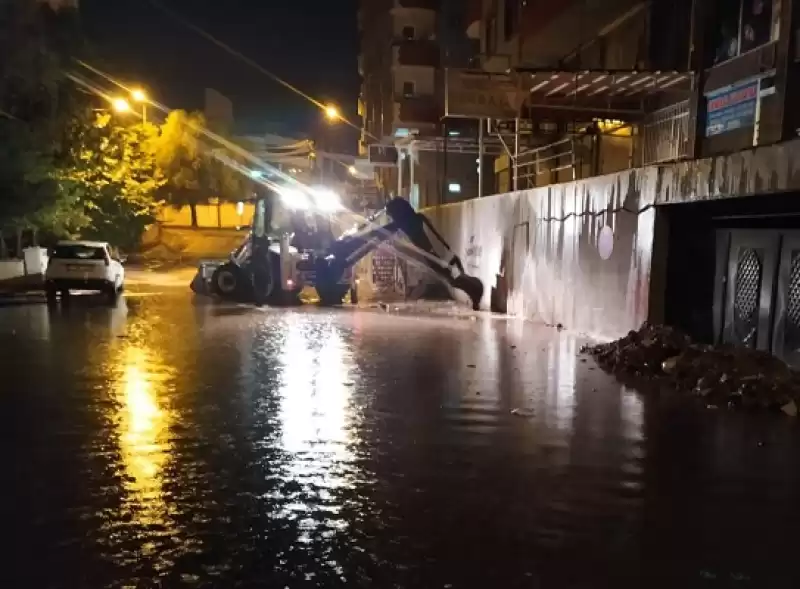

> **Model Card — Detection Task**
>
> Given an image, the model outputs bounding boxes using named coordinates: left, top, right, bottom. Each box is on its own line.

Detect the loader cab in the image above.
left=251, top=187, right=341, bottom=252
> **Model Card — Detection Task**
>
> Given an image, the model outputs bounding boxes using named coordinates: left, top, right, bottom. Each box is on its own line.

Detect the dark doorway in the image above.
left=662, top=191, right=800, bottom=367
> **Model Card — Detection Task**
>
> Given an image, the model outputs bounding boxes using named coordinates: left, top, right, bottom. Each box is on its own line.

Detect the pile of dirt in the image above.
left=582, top=323, right=800, bottom=415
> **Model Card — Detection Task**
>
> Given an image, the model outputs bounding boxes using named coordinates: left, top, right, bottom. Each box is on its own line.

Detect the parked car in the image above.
left=45, top=240, right=125, bottom=303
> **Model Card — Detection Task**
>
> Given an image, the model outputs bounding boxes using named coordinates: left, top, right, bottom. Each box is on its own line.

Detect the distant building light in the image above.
left=250, top=170, right=264, bottom=179
left=395, top=128, right=410, bottom=138
left=448, top=183, right=461, bottom=193
left=448, top=130, right=460, bottom=137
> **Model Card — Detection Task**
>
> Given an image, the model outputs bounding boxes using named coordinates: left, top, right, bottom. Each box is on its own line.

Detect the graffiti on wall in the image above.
left=371, top=249, right=406, bottom=295
left=465, top=235, right=483, bottom=271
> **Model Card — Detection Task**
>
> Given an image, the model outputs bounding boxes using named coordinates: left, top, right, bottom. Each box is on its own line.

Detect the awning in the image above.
left=518, top=69, right=693, bottom=115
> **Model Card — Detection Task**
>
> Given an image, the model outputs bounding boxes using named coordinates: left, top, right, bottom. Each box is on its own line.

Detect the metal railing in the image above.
left=514, top=137, right=577, bottom=189
left=640, top=101, right=690, bottom=166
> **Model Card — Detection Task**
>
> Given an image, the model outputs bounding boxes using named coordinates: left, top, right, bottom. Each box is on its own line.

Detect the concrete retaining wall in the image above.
left=139, top=225, right=249, bottom=261
left=423, top=137, right=800, bottom=340
left=0, top=259, right=25, bottom=282
left=426, top=170, right=656, bottom=340
left=158, top=202, right=255, bottom=229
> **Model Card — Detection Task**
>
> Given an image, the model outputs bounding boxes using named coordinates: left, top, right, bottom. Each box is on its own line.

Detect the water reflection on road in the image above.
left=2, top=289, right=800, bottom=588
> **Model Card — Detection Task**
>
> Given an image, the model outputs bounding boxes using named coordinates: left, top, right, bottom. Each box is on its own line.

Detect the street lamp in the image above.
left=348, top=165, right=358, bottom=176
left=130, top=88, right=148, bottom=123
left=112, top=97, right=131, bottom=113
left=324, top=104, right=340, bottom=122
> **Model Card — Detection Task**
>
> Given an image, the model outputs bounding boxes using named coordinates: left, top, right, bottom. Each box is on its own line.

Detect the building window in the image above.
left=504, top=0, right=519, bottom=40
left=708, top=0, right=780, bottom=66
left=402, top=25, right=415, bottom=40
left=402, top=81, right=415, bottom=97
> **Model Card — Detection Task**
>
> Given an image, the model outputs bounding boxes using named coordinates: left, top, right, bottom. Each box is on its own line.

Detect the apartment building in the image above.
left=358, top=0, right=492, bottom=209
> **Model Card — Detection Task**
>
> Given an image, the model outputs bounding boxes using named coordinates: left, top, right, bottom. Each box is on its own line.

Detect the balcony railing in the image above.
left=640, top=101, right=690, bottom=166
left=393, top=40, right=439, bottom=68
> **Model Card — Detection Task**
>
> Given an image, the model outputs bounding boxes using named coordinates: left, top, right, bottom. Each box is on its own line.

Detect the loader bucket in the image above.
left=452, top=274, right=484, bottom=311
left=190, top=261, right=217, bottom=296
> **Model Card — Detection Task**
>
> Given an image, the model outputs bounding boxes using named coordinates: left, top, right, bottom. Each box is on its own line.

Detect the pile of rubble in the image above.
left=582, top=323, right=800, bottom=415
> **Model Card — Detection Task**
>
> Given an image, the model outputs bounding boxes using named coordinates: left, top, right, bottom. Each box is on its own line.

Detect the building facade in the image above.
left=416, top=0, right=800, bottom=367
left=464, top=0, right=792, bottom=186
left=358, top=0, right=492, bottom=209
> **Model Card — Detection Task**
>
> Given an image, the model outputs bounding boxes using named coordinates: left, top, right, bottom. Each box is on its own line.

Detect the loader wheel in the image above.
left=211, top=263, right=251, bottom=301
left=317, top=284, right=349, bottom=307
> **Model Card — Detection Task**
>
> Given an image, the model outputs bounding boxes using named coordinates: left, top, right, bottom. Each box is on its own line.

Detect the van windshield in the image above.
left=52, top=245, right=106, bottom=261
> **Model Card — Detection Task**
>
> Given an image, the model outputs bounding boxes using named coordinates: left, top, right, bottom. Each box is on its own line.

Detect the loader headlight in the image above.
left=276, top=187, right=313, bottom=210
left=310, top=186, right=344, bottom=212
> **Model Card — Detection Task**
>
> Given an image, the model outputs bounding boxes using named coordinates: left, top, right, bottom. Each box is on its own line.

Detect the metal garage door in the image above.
left=716, top=229, right=800, bottom=367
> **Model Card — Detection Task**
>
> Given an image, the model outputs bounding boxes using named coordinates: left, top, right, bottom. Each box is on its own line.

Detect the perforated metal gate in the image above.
left=732, top=248, right=763, bottom=347
left=772, top=235, right=800, bottom=367
left=717, top=230, right=800, bottom=367
left=785, top=253, right=800, bottom=343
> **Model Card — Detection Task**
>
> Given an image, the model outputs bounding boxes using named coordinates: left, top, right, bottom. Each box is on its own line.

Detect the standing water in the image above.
left=2, top=287, right=800, bottom=588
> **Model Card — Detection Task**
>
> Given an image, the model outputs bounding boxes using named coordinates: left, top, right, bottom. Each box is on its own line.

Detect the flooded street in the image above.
left=2, top=281, right=800, bottom=588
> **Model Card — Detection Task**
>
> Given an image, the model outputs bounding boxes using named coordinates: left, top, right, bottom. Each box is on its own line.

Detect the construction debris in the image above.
left=581, top=323, right=800, bottom=414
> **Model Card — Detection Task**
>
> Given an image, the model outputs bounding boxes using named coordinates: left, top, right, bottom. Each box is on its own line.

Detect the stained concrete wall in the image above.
left=423, top=137, right=800, bottom=341
left=425, top=173, right=656, bottom=340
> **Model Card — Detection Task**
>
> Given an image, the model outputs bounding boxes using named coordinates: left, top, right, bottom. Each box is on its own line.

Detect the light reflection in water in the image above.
left=276, top=317, right=356, bottom=542
left=113, top=344, right=177, bottom=541
left=544, top=336, right=577, bottom=428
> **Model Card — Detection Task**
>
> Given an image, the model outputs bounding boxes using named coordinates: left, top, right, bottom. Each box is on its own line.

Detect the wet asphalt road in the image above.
left=2, top=280, right=800, bottom=588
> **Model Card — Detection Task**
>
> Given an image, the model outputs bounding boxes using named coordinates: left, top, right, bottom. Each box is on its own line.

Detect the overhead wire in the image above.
left=71, top=61, right=310, bottom=191
left=144, top=0, right=378, bottom=141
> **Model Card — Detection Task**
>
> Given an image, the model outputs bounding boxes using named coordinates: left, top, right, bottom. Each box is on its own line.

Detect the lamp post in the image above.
left=318, top=104, right=344, bottom=183
left=131, top=88, right=148, bottom=123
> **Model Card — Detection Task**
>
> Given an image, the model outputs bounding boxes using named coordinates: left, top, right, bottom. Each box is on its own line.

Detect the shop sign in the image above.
left=705, top=79, right=759, bottom=137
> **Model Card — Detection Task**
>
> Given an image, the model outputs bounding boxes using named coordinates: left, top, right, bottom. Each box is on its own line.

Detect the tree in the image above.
left=153, top=110, right=255, bottom=227
left=0, top=0, right=85, bottom=245
left=0, top=0, right=63, bottom=230
left=54, top=110, right=165, bottom=247
left=152, top=110, right=207, bottom=227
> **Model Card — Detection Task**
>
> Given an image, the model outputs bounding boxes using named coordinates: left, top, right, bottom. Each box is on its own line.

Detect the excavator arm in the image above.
left=192, top=195, right=483, bottom=310
left=314, top=197, right=484, bottom=310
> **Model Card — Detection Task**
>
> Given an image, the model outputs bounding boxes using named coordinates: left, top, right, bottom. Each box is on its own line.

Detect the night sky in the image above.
left=79, top=0, right=360, bottom=144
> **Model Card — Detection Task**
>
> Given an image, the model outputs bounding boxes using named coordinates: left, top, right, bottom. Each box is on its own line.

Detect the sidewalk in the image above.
left=0, top=275, right=47, bottom=307
left=0, top=274, right=45, bottom=305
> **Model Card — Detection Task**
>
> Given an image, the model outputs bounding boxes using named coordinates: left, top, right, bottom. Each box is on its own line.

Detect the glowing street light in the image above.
left=348, top=165, right=358, bottom=176
left=112, top=97, right=131, bottom=113
left=324, top=104, right=340, bottom=122
left=130, top=88, right=148, bottom=123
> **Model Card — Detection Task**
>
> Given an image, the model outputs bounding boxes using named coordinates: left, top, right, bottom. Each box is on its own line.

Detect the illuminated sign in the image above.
left=705, top=78, right=760, bottom=137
